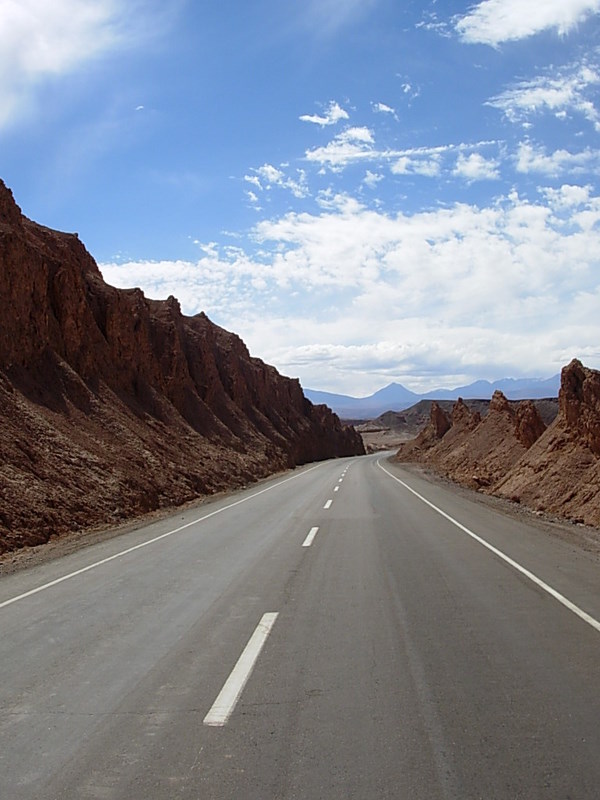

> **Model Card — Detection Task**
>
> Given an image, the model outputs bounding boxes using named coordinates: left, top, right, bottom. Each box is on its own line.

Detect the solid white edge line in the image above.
left=203, top=612, right=279, bottom=727
left=377, top=459, right=600, bottom=635
left=324, top=499, right=333, bottom=509
left=0, top=463, right=328, bottom=611
left=302, top=527, right=319, bottom=547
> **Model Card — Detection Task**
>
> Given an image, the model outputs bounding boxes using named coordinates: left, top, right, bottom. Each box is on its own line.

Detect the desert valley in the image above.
left=1, top=177, right=600, bottom=558
left=0, top=180, right=363, bottom=556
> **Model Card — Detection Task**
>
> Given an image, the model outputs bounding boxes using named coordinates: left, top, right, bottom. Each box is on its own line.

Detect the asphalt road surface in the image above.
left=1, top=453, right=600, bottom=799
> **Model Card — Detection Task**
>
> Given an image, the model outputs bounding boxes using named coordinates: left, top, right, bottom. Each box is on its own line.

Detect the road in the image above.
left=1, top=453, right=600, bottom=798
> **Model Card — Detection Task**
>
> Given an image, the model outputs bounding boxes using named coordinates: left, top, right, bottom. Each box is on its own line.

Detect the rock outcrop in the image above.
left=495, top=360, right=600, bottom=524
left=395, top=360, right=600, bottom=527
left=392, top=401, right=452, bottom=460
left=0, top=180, right=364, bottom=554
left=396, top=390, right=540, bottom=489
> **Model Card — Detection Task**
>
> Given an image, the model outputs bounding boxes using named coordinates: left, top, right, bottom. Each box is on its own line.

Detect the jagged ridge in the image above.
left=395, top=360, right=600, bottom=527
left=0, top=180, right=363, bottom=553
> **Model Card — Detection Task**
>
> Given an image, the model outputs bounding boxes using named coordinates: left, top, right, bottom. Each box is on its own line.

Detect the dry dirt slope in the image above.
left=356, top=398, right=558, bottom=453
left=395, top=359, right=600, bottom=527
left=0, top=180, right=364, bottom=555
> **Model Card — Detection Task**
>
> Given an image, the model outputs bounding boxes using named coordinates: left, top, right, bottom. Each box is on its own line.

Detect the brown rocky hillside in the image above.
left=394, top=359, right=600, bottom=527
left=495, top=359, right=600, bottom=524
left=357, top=398, right=556, bottom=453
left=0, top=180, right=363, bottom=554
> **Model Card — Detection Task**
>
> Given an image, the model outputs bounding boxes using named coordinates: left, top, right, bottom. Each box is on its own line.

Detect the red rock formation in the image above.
left=394, top=397, right=479, bottom=465
left=395, top=400, right=450, bottom=457
left=395, top=362, right=600, bottom=527
left=395, top=390, right=547, bottom=491
left=0, top=180, right=363, bottom=554
left=559, top=358, right=600, bottom=455
left=496, top=360, right=600, bottom=525
left=452, top=396, right=482, bottom=430
left=515, top=399, right=547, bottom=449
left=442, top=391, right=545, bottom=488
left=431, top=401, right=452, bottom=438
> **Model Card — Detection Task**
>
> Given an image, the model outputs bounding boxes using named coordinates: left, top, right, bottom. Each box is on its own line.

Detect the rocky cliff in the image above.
left=395, top=360, right=600, bottom=527
left=0, top=180, right=363, bottom=554
left=494, top=359, right=600, bottom=524
left=395, top=391, right=537, bottom=488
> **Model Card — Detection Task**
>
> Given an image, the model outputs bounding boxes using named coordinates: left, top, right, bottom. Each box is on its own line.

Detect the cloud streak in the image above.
left=488, top=59, right=600, bottom=130
left=299, top=101, right=349, bottom=126
left=303, top=126, right=501, bottom=180
left=305, top=126, right=375, bottom=169
left=455, top=0, right=600, bottom=45
left=0, top=0, right=168, bottom=129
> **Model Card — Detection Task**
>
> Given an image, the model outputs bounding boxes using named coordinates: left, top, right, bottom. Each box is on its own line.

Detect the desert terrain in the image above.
left=394, top=360, right=600, bottom=528
left=0, top=180, right=363, bottom=556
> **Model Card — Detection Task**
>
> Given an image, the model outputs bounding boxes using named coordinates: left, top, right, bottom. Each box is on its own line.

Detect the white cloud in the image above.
left=541, top=183, right=593, bottom=209
left=363, top=170, right=384, bottom=189
left=245, top=163, right=309, bottom=198
left=416, top=11, right=452, bottom=38
left=372, top=101, right=397, bottom=117
left=100, top=188, right=600, bottom=393
left=391, top=154, right=442, bottom=177
left=244, top=174, right=262, bottom=190
left=488, top=60, right=600, bottom=130
left=299, top=100, right=349, bottom=126
left=390, top=144, right=457, bottom=177
left=0, top=0, right=161, bottom=129
left=455, top=0, right=600, bottom=45
left=401, top=81, right=422, bottom=101
left=304, top=133, right=501, bottom=180
left=305, top=126, right=375, bottom=169
left=245, top=190, right=260, bottom=207
left=255, top=164, right=285, bottom=185
left=515, top=142, right=600, bottom=176
left=453, top=152, right=500, bottom=181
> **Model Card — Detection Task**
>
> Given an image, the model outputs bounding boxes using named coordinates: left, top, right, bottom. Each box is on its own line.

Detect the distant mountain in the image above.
left=305, top=382, right=420, bottom=419
left=304, top=374, right=560, bottom=419
left=425, top=376, right=561, bottom=402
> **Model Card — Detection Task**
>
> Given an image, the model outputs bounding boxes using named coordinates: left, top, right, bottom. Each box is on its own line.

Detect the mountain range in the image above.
left=304, top=375, right=561, bottom=419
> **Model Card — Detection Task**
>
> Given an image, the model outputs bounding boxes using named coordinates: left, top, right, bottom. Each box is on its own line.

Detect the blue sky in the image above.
left=2, top=0, right=600, bottom=395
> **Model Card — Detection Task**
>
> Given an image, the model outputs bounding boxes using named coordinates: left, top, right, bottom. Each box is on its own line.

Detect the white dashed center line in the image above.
left=303, top=527, right=319, bottom=547
left=324, top=499, right=333, bottom=509
left=203, top=612, right=279, bottom=727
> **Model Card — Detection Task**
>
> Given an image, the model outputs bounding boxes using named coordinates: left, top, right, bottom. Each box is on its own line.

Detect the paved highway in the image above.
left=1, top=453, right=600, bottom=798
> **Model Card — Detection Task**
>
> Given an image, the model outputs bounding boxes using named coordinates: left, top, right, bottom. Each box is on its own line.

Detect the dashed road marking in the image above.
left=303, top=527, right=319, bottom=547
left=203, top=612, right=279, bottom=727
left=0, top=463, right=326, bottom=612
